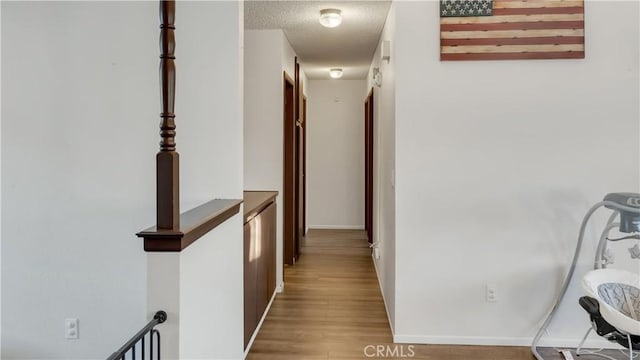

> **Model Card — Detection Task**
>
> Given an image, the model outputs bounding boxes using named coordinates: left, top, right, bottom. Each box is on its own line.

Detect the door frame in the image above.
left=302, top=95, right=307, bottom=235
left=364, top=88, right=374, bottom=244
left=283, top=72, right=296, bottom=265
left=294, top=59, right=303, bottom=259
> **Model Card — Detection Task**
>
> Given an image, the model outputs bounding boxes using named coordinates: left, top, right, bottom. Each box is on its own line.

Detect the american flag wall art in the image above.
left=440, top=0, right=585, bottom=61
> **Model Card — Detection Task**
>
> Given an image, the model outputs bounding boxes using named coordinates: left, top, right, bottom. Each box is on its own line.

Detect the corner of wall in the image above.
left=0, top=2, right=3, bottom=349
left=244, top=27, right=290, bottom=305
left=147, top=253, right=181, bottom=359
left=281, top=30, right=296, bottom=80
left=365, top=0, right=397, bottom=334
left=372, top=255, right=395, bottom=336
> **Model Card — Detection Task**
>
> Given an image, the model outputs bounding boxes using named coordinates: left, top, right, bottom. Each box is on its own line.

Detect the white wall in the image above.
left=176, top=2, right=244, bottom=358
left=366, top=2, right=396, bottom=332
left=2, top=1, right=244, bottom=359
left=0, top=3, right=3, bottom=351
left=393, top=0, right=639, bottom=348
left=151, top=1, right=245, bottom=359
left=282, top=34, right=297, bottom=86
left=244, top=30, right=285, bottom=291
left=281, top=35, right=311, bottom=234
left=2, top=2, right=155, bottom=358
left=147, top=219, right=245, bottom=360
left=244, top=29, right=306, bottom=291
left=0, top=3, right=3, bottom=352
left=178, top=1, right=244, bottom=207
left=178, top=218, right=243, bottom=359
left=307, top=80, right=366, bottom=229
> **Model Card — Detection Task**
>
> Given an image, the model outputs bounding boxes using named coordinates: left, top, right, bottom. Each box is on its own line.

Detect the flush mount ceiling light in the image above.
left=329, top=68, right=343, bottom=79
left=319, top=9, right=342, bottom=28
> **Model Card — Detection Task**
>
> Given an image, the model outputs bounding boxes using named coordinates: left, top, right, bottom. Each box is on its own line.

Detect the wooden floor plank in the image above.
left=247, top=229, right=628, bottom=360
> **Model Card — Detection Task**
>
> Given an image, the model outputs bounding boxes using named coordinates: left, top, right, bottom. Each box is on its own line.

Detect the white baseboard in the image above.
left=536, top=337, right=624, bottom=350
left=243, top=290, right=278, bottom=359
left=276, top=281, right=284, bottom=293
left=393, top=334, right=622, bottom=350
left=308, top=225, right=365, bottom=230
left=372, top=256, right=395, bottom=335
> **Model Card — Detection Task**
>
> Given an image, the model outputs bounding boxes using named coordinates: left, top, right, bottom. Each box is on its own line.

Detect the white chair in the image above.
left=579, top=268, right=640, bottom=359
left=531, top=193, right=640, bottom=360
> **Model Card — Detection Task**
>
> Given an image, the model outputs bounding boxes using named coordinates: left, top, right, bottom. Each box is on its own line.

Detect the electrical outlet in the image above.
left=486, top=284, right=498, bottom=302
left=65, top=318, right=79, bottom=339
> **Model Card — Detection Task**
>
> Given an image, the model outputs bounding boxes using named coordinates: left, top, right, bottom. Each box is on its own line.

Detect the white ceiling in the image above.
left=245, top=1, right=391, bottom=80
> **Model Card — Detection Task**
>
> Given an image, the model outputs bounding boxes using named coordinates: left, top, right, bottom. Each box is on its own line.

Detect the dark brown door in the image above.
left=294, top=118, right=301, bottom=258
left=364, top=89, right=374, bottom=243
left=284, top=58, right=306, bottom=266
left=283, top=73, right=296, bottom=265
left=294, top=122, right=302, bottom=257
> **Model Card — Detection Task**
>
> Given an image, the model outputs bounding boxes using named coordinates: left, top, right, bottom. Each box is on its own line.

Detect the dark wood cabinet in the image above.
left=243, top=191, right=277, bottom=349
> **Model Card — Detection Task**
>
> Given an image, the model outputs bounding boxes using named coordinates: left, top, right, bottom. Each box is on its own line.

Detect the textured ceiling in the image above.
left=245, top=1, right=391, bottom=80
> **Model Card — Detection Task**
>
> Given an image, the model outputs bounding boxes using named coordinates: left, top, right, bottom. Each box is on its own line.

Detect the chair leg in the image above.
left=576, top=327, right=593, bottom=356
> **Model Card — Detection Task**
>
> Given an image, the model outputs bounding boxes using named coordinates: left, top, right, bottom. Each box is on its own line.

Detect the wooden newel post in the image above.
left=138, top=0, right=241, bottom=251
left=157, top=0, right=179, bottom=230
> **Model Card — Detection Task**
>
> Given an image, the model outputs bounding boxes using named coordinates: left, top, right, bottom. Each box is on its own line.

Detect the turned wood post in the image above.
left=157, top=0, right=179, bottom=230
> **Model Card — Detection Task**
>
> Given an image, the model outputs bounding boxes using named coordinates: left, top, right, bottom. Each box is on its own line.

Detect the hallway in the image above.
left=247, top=229, right=390, bottom=359
left=248, top=230, right=531, bottom=359
left=247, top=230, right=628, bottom=360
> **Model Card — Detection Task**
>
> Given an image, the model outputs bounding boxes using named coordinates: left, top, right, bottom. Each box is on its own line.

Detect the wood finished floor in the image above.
left=247, top=229, right=628, bottom=360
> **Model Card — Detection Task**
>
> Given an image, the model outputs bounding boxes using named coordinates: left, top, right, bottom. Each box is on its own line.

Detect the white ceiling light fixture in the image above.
left=319, top=9, right=342, bottom=28
left=329, top=68, right=343, bottom=79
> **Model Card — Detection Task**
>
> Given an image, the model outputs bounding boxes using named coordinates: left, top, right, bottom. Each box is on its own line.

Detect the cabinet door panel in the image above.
left=244, top=199, right=277, bottom=350
left=244, top=222, right=257, bottom=348
left=256, top=203, right=274, bottom=318
left=266, top=203, right=277, bottom=296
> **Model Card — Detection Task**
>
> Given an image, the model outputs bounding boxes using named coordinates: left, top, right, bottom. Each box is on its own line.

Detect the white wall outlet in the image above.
left=486, top=284, right=498, bottom=302
left=374, top=247, right=381, bottom=260
left=65, top=318, right=79, bottom=339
